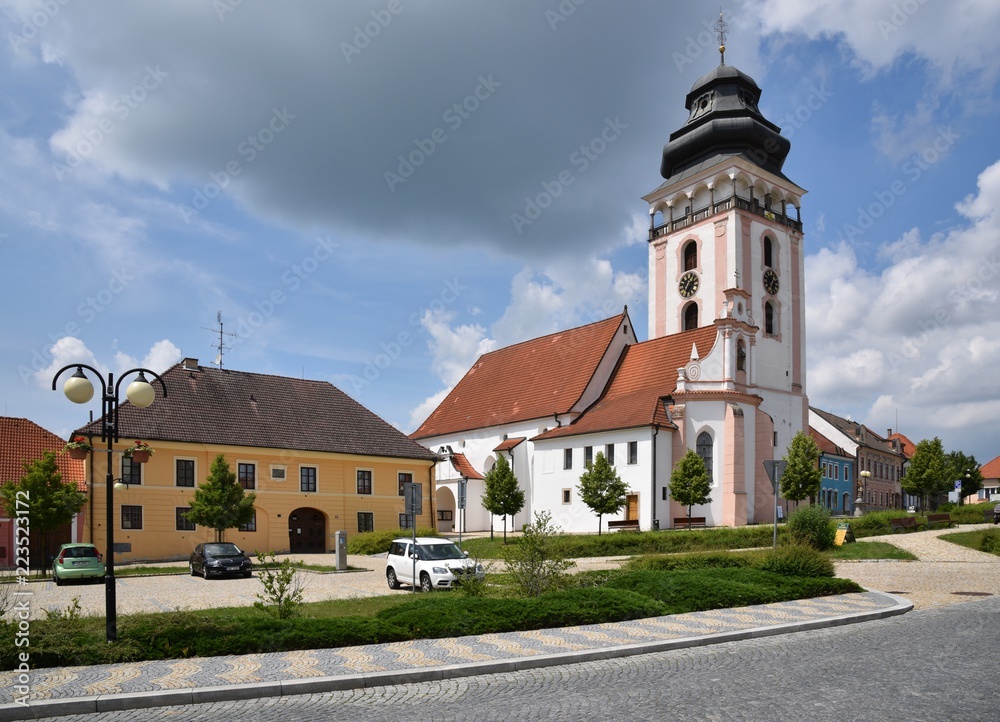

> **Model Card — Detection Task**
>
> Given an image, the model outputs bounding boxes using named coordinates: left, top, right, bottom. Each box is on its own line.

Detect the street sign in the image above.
left=404, top=482, right=423, bottom=516
left=955, top=480, right=963, bottom=491
left=458, top=478, right=467, bottom=510
left=763, top=459, right=787, bottom=491
left=834, top=522, right=855, bottom=546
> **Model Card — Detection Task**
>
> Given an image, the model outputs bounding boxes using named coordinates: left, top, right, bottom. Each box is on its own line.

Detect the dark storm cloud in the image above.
left=36, top=1, right=745, bottom=258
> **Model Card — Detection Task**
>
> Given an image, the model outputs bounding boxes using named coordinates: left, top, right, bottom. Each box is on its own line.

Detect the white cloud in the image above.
left=36, top=337, right=102, bottom=389
left=806, top=159, right=1000, bottom=455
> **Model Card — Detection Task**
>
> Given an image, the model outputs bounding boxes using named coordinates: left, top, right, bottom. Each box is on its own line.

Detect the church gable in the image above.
left=412, top=311, right=634, bottom=440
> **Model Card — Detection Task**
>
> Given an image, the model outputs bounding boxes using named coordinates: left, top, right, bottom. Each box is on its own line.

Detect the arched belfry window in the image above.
left=683, top=241, right=698, bottom=271
left=696, top=432, right=714, bottom=482
left=764, top=302, right=775, bottom=335
left=763, top=236, right=774, bottom=268
left=683, top=302, right=698, bottom=331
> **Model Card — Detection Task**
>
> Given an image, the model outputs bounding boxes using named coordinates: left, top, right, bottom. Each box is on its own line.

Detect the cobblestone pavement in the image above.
left=37, top=595, right=995, bottom=722
left=3, top=526, right=996, bottom=720
left=833, top=523, right=1000, bottom=609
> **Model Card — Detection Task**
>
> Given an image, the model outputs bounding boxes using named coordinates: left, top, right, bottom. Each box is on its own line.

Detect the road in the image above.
left=29, top=595, right=998, bottom=722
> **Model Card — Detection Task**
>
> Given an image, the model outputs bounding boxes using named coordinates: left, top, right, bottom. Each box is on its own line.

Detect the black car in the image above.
left=189, top=542, right=253, bottom=579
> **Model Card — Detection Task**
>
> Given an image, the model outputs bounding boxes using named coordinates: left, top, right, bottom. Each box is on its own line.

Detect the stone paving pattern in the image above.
left=3, top=524, right=997, bottom=716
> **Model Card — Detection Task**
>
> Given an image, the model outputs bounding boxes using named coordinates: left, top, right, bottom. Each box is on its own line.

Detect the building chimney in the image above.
left=183, top=357, right=199, bottom=370
left=887, top=428, right=893, bottom=437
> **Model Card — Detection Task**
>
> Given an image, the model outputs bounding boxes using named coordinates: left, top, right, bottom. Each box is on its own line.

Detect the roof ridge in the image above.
left=478, top=311, right=625, bottom=358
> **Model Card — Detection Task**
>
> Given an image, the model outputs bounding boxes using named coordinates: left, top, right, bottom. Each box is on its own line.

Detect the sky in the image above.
left=1, top=0, right=999, bottom=465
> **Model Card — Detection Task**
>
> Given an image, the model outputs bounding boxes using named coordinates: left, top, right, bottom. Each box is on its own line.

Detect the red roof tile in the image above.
left=536, top=325, right=718, bottom=440
left=411, top=313, right=630, bottom=439
left=493, top=437, right=525, bottom=452
left=449, top=453, right=484, bottom=480
left=980, top=454, right=1000, bottom=481
left=0, top=417, right=86, bottom=491
left=75, top=363, right=437, bottom=461
left=887, top=432, right=917, bottom=458
left=810, top=426, right=847, bottom=456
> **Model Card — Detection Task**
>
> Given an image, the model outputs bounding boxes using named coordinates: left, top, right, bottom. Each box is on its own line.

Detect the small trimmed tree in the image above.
left=482, top=454, right=525, bottom=544
left=901, top=438, right=949, bottom=510
left=669, top=449, right=712, bottom=528
left=577, top=451, right=630, bottom=535
left=780, top=431, right=822, bottom=505
left=502, top=510, right=575, bottom=597
left=185, top=454, right=257, bottom=542
left=946, top=450, right=983, bottom=505
left=0, top=451, right=86, bottom=574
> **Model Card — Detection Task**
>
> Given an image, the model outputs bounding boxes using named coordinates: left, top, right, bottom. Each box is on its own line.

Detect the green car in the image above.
left=52, top=543, right=105, bottom=585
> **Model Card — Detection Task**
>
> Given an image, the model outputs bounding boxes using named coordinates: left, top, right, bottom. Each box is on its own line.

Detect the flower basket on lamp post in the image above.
left=64, top=436, right=93, bottom=460
left=125, top=440, right=155, bottom=464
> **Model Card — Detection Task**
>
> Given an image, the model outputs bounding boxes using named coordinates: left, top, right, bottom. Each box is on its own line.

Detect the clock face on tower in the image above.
left=763, top=268, right=779, bottom=295
left=678, top=271, right=699, bottom=298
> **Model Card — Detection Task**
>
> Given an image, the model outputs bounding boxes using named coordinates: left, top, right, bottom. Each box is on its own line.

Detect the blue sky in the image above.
left=2, top=1, right=1000, bottom=463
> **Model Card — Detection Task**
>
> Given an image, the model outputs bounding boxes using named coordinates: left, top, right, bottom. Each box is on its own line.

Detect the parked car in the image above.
left=189, top=542, right=253, bottom=579
left=52, top=543, right=104, bottom=586
left=385, top=537, right=484, bottom=592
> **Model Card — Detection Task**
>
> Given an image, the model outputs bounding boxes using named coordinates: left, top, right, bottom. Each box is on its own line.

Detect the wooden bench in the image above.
left=607, top=519, right=640, bottom=532
left=890, top=516, right=924, bottom=533
left=673, top=516, right=707, bottom=529
left=925, top=513, right=954, bottom=529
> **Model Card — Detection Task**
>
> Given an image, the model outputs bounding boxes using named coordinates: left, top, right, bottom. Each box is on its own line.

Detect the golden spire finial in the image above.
left=714, top=10, right=728, bottom=66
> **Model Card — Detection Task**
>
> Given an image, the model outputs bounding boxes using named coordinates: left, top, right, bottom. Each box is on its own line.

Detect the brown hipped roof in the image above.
left=0, top=416, right=86, bottom=491
left=75, top=362, right=437, bottom=461
left=411, top=313, right=628, bottom=439
left=536, top=325, right=718, bottom=440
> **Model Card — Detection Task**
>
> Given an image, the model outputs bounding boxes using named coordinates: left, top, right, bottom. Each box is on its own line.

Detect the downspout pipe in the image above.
left=651, top=424, right=660, bottom=531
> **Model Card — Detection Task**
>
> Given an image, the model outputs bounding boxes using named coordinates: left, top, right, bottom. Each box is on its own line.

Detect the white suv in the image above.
left=385, top=537, right=485, bottom=592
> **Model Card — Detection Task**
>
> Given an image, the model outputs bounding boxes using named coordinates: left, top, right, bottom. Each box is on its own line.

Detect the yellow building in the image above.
left=73, top=358, right=438, bottom=563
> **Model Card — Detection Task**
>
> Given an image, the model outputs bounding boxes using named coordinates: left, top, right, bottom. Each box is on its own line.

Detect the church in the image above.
left=412, top=51, right=809, bottom=534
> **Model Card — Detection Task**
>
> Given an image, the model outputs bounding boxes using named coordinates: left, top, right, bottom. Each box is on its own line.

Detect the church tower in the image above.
left=642, top=26, right=808, bottom=460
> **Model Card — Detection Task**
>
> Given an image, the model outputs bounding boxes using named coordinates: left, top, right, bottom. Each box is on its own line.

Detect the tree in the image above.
left=0, top=451, right=86, bottom=574
left=185, top=454, right=257, bottom=542
left=577, top=451, right=630, bottom=535
left=669, top=449, right=712, bottom=528
left=946, top=450, right=983, bottom=505
left=780, top=431, right=822, bottom=504
left=901, top=438, right=949, bottom=510
left=481, top=454, right=525, bottom=544
left=502, top=511, right=575, bottom=597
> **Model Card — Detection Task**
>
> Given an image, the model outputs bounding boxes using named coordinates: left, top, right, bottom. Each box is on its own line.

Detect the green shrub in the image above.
left=786, top=505, right=835, bottom=550
left=346, top=528, right=438, bottom=555
left=374, top=587, right=665, bottom=638
left=754, top=544, right=834, bottom=577
left=622, top=550, right=755, bottom=572
left=980, top=530, right=1000, bottom=555
left=849, top=511, right=894, bottom=537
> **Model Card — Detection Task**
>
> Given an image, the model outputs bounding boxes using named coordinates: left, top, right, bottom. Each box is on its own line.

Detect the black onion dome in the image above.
left=660, top=64, right=791, bottom=181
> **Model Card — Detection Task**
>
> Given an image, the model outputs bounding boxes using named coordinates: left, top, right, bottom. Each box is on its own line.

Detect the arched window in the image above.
left=696, top=431, right=713, bottom=482
left=764, top=302, right=775, bottom=335
left=764, top=236, right=775, bottom=268
left=683, top=302, right=698, bottom=331
left=736, top=339, right=746, bottom=371
left=683, top=241, right=698, bottom=271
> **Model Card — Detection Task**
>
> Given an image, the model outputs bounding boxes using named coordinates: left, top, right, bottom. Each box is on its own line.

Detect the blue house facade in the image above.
left=811, top=427, right=855, bottom=515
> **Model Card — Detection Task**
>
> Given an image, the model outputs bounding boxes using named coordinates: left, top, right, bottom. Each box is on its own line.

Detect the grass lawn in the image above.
left=938, top=528, right=1000, bottom=556
left=827, top=541, right=917, bottom=561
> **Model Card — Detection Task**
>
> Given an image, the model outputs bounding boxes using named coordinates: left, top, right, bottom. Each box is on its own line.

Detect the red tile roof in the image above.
left=536, top=325, right=718, bottom=440
left=887, top=432, right=916, bottom=458
left=810, top=426, right=848, bottom=456
left=449, top=453, right=484, bottom=480
left=0, top=417, right=86, bottom=491
left=980, top=454, right=1000, bottom=482
left=411, top=313, right=630, bottom=439
left=493, top=437, right=525, bottom=452
left=75, top=363, right=437, bottom=461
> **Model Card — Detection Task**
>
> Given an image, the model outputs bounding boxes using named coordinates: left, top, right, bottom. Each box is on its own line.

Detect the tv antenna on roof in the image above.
left=203, top=311, right=237, bottom=369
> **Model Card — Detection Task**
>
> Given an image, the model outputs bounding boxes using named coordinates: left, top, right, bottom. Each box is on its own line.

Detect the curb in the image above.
left=0, top=591, right=912, bottom=720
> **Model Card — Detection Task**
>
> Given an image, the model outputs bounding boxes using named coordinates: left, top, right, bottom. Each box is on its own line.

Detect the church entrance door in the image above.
left=625, top=494, right=639, bottom=521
